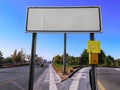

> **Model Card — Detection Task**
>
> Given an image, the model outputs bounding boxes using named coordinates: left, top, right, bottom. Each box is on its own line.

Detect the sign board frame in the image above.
left=26, top=7, right=101, bottom=32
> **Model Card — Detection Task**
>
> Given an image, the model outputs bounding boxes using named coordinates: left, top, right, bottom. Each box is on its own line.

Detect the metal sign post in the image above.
left=63, top=33, right=66, bottom=74
left=28, top=33, right=37, bottom=90
left=90, top=33, right=96, bottom=90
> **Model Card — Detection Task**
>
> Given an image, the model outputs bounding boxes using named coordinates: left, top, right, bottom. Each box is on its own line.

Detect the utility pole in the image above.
left=63, top=33, right=66, bottom=74
left=90, top=33, right=96, bottom=90
left=28, top=33, right=37, bottom=90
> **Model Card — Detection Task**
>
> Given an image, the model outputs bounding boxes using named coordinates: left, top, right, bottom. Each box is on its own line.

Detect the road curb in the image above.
left=61, top=66, right=86, bottom=82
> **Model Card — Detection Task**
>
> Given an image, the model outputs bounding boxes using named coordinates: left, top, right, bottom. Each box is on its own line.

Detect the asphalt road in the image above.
left=97, top=67, right=120, bottom=90
left=0, top=63, right=48, bottom=90
left=1, top=65, right=120, bottom=90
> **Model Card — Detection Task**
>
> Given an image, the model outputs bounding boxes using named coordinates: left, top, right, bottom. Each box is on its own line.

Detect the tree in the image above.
left=105, top=55, right=114, bottom=66
left=5, top=57, right=13, bottom=64
left=35, top=56, right=43, bottom=62
left=11, top=49, right=17, bottom=62
left=11, top=49, right=26, bottom=63
left=98, top=50, right=106, bottom=65
left=52, top=55, right=62, bottom=64
left=80, top=49, right=107, bottom=65
left=0, top=51, right=3, bottom=57
left=80, top=49, right=89, bottom=65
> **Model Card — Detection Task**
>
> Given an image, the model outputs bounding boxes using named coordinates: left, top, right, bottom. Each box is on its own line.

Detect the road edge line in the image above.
left=97, top=79, right=105, bottom=90
left=49, top=64, right=57, bottom=90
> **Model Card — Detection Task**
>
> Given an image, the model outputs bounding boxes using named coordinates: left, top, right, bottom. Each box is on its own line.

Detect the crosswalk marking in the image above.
left=69, top=68, right=87, bottom=90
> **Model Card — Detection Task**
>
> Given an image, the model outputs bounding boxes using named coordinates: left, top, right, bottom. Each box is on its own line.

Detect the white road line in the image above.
left=115, top=68, right=120, bottom=71
left=69, top=68, right=87, bottom=90
left=49, top=64, right=58, bottom=90
left=12, top=81, right=25, bottom=90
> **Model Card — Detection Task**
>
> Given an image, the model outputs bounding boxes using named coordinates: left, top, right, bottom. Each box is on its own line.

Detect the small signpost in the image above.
left=25, top=7, right=101, bottom=90
left=88, top=40, right=100, bottom=64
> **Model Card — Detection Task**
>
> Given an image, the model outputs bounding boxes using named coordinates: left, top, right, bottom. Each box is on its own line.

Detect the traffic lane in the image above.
left=0, top=66, right=29, bottom=90
left=0, top=63, right=48, bottom=90
left=97, top=67, right=120, bottom=90
left=0, top=66, right=29, bottom=83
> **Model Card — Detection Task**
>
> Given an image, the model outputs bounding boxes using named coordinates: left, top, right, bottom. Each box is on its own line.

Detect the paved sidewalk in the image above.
left=33, top=64, right=61, bottom=90
left=69, top=67, right=91, bottom=90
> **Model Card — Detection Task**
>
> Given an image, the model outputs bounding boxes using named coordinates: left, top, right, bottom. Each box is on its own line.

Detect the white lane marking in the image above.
left=69, top=68, right=87, bottom=90
left=12, top=81, right=25, bottom=90
left=115, top=68, right=120, bottom=71
left=49, top=64, right=58, bottom=90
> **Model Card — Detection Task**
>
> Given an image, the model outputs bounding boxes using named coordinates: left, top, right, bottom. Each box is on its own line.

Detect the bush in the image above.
left=5, top=57, right=13, bottom=64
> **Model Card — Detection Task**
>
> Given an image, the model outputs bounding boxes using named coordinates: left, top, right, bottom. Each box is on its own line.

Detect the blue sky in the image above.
left=0, top=0, right=120, bottom=60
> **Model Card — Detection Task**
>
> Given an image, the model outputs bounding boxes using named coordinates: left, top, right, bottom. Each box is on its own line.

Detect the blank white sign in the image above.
left=26, top=7, right=101, bottom=32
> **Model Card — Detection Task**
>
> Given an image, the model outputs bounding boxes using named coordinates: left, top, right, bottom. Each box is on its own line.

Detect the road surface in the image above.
left=0, top=64, right=90, bottom=90
left=97, top=67, right=120, bottom=90
left=1, top=64, right=120, bottom=90
left=0, top=63, right=48, bottom=90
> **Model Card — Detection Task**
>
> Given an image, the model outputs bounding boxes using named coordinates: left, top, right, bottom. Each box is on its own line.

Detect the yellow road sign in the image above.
left=89, top=53, right=98, bottom=64
left=87, top=40, right=100, bottom=53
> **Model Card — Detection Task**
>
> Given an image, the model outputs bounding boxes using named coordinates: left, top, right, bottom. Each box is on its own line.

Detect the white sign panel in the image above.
left=26, top=7, right=101, bottom=32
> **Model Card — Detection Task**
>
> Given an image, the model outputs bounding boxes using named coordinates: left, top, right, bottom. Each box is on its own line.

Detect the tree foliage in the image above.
left=4, top=57, right=13, bottom=63
left=0, top=51, right=3, bottom=57
left=52, top=54, right=80, bottom=65
left=52, top=49, right=117, bottom=66
left=98, top=50, right=106, bottom=65
left=52, top=55, right=62, bottom=64
left=80, top=49, right=89, bottom=65
left=105, top=55, right=114, bottom=66
left=11, top=49, right=25, bottom=63
left=80, top=49, right=106, bottom=65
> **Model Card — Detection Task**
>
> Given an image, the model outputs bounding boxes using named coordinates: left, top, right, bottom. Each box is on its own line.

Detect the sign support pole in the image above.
left=28, top=33, right=37, bottom=90
left=63, top=33, right=66, bottom=74
left=90, top=33, right=96, bottom=90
